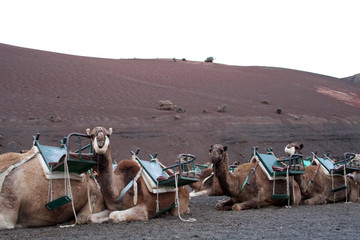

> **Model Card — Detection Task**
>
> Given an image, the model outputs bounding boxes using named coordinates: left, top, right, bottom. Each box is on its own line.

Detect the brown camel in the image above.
left=0, top=141, right=104, bottom=229
left=210, top=144, right=301, bottom=211
left=293, top=150, right=358, bottom=205
left=189, top=161, right=240, bottom=197
left=86, top=127, right=190, bottom=223
left=189, top=167, right=223, bottom=197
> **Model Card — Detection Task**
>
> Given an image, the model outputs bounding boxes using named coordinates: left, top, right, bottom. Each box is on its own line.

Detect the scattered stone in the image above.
left=262, top=99, right=269, bottom=104
left=174, top=114, right=181, bottom=120
left=159, top=100, right=174, bottom=110
left=217, top=104, right=228, bottom=112
left=202, top=109, right=207, bottom=114
left=276, top=108, right=282, bottom=114
left=175, top=106, right=186, bottom=113
left=50, top=113, right=63, bottom=122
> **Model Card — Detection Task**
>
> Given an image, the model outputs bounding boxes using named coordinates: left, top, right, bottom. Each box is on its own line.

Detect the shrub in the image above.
left=205, top=57, right=214, bottom=63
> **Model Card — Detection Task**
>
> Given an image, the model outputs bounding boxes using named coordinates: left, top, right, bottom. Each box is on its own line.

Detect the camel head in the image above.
left=209, top=144, right=228, bottom=164
left=284, top=142, right=303, bottom=156
left=86, top=127, right=113, bottom=154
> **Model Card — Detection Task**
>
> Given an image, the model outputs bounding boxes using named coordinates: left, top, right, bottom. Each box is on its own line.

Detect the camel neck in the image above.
left=213, top=153, right=236, bottom=197
left=94, top=151, right=121, bottom=200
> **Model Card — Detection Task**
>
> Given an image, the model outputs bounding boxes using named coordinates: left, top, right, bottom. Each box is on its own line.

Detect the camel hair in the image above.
left=209, top=144, right=301, bottom=211
left=289, top=143, right=359, bottom=205
left=86, top=127, right=190, bottom=224
left=0, top=142, right=104, bottom=229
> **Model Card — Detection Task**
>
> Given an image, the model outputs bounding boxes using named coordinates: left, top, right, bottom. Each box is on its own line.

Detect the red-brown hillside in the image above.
left=1, top=43, right=359, bottom=164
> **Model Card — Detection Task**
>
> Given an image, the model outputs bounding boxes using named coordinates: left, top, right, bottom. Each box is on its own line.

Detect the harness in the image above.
left=0, top=152, right=39, bottom=192
left=236, top=160, right=258, bottom=197
left=115, top=168, right=143, bottom=205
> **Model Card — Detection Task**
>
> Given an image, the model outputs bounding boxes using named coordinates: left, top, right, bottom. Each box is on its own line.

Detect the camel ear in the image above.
left=224, top=146, right=228, bottom=152
left=86, top=128, right=91, bottom=136
left=299, top=144, right=304, bottom=150
left=108, top=128, right=113, bottom=136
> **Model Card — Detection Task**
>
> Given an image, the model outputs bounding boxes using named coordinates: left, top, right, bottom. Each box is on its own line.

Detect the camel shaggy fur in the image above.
left=0, top=144, right=104, bottom=229
left=86, top=127, right=190, bottom=224
left=189, top=167, right=223, bottom=197
left=210, top=144, right=301, bottom=211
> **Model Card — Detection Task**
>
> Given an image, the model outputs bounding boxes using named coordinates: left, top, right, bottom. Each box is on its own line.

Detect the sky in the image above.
left=1, top=0, right=359, bottom=78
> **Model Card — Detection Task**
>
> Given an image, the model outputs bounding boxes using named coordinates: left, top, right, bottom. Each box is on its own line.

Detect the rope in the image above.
left=174, top=173, right=196, bottom=222
left=86, top=171, right=93, bottom=213
left=48, top=166, right=53, bottom=202
left=273, top=171, right=276, bottom=196
left=331, top=170, right=335, bottom=204
left=60, top=154, right=77, bottom=228
left=156, top=181, right=159, bottom=213
left=344, top=166, right=348, bottom=203
left=286, top=167, right=290, bottom=207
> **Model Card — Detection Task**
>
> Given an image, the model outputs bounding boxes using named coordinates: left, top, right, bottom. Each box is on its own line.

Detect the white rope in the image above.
left=344, top=166, right=348, bottom=203
left=273, top=171, right=276, bottom=196
left=174, top=173, right=196, bottom=222
left=60, top=154, right=77, bottom=228
left=286, top=167, right=290, bottom=207
left=156, top=181, right=159, bottom=213
left=86, top=171, right=93, bottom=213
left=133, top=168, right=142, bottom=205
left=48, top=166, right=53, bottom=202
left=331, top=170, right=335, bottom=204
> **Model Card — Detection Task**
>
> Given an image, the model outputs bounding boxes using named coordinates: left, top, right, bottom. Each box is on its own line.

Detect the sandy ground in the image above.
left=1, top=195, right=359, bottom=239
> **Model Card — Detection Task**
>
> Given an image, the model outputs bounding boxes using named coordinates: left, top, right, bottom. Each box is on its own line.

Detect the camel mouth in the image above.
left=93, top=136, right=110, bottom=154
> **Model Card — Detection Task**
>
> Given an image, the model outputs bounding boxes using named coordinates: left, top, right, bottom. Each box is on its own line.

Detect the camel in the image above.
left=86, top=127, right=190, bottom=223
left=209, top=144, right=301, bottom=211
left=0, top=141, right=104, bottom=229
left=189, top=167, right=223, bottom=197
left=289, top=143, right=359, bottom=205
left=189, top=161, right=240, bottom=197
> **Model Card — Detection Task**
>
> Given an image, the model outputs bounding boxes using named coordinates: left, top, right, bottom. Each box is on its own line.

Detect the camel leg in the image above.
left=108, top=205, right=148, bottom=223
left=0, top=197, right=19, bottom=229
left=0, top=209, right=18, bottom=229
left=215, top=198, right=235, bottom=211
left=232, top=199, right=260, bottom=211
left=304, top=194, right=327, bottom=205
left=87, top=209, right=111, bottom=224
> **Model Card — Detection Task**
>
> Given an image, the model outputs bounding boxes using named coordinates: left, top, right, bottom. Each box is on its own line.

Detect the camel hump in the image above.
left=0, top=147, right=37, bottom=172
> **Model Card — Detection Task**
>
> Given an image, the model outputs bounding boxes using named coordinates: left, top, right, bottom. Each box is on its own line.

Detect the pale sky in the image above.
left=1, top=0, right=359, bottom=78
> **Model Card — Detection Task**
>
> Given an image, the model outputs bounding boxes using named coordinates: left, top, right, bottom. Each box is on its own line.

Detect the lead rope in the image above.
left=48, top=166, right=53, bottom=202
left=344, top=166, right=348, bottom=203
left=174, top=172, right=196, bottom=222
left=87, top=171, right=93, bottom=213
left=60, top=155, right=77, bottom=228
left=156, top=181, right=160, bottom=213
